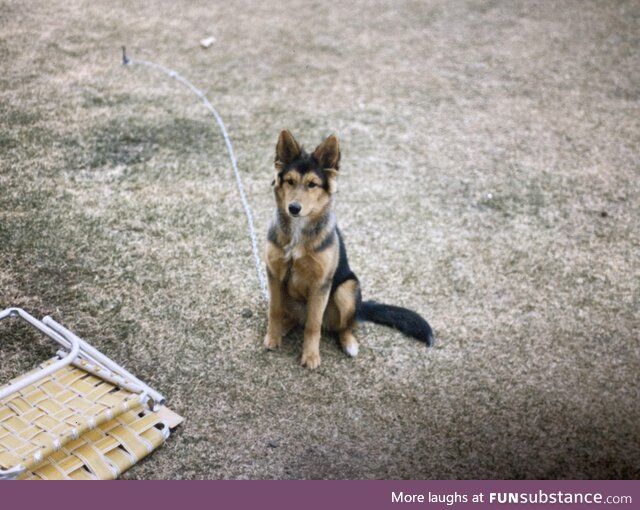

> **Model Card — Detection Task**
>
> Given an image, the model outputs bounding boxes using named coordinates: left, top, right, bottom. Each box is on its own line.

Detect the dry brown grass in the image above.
left=1, top=0, right=638, bottom=479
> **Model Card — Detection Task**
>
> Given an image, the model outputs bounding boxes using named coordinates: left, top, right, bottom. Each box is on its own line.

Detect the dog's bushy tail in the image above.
left=357, top=300, right=434, bottom=346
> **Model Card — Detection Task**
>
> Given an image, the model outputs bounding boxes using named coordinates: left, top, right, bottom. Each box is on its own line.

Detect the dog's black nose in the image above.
left=288, top=203, right=301, bottom=216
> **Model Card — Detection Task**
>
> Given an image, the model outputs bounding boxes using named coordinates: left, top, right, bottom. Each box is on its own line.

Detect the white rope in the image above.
left=122, top=48, right=268, bottom=301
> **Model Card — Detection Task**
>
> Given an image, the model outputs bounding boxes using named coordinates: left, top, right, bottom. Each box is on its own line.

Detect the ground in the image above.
left=1, top=0, right=638, bottom=479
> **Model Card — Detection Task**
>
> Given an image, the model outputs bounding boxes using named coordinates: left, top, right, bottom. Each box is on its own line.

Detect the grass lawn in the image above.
left=1, top=0, right=638, bottom=479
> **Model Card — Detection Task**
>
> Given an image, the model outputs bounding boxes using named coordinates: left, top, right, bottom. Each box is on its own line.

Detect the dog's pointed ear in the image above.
left=275, top=129, right=301, bottom=170
left=312, top=134, right=340, bottom=171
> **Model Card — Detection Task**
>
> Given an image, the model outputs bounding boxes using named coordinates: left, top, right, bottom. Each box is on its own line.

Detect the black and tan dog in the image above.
left=264, top=129, right=433, bottom=368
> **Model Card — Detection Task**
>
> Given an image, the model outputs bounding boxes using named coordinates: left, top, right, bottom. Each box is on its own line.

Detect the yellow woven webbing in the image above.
left=1, top=358, right=145, bottom=474
left=17, top=408, right=168, bottom=480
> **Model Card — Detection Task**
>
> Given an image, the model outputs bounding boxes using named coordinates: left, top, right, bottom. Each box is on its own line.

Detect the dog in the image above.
left=264, top=129, right=434, bottom=368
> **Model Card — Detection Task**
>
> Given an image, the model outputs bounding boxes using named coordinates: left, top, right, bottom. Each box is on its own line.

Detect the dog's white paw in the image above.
left=344, top=341, right=359, bottom=358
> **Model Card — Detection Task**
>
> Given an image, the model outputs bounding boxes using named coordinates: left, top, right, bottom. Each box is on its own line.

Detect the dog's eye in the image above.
left=286, top=178, right=295, bottom=186
left=307, top=182, right=317, bottom=189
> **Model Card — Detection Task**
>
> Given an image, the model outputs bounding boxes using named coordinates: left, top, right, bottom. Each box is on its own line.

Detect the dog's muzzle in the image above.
left=288, top=202, right=301, bottom=217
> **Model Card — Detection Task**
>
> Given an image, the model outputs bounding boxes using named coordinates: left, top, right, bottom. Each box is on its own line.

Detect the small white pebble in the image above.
left=200, top=36, right=216, bottom=48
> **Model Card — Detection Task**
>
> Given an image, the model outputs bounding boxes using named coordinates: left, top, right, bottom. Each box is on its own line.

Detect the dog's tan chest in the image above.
left=284, top=251, right=316, bottom=301
left=287, top=271, right=308, bottom=301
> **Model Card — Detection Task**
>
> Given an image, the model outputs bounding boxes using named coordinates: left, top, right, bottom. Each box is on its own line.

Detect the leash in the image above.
left=121, top=47, right=269, bottom=302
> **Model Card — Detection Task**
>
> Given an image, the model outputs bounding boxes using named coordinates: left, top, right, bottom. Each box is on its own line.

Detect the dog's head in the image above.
left=273, top=129, right=340, bottom=219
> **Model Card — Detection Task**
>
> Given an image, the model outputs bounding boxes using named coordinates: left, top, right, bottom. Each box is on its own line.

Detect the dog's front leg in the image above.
left=301, top=285, right=331, bottom=369
left=264, top=271, right=285, bottom=350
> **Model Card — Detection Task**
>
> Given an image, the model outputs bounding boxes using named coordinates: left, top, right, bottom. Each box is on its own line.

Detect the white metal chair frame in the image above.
left=0, top=307, right=166, bottom=479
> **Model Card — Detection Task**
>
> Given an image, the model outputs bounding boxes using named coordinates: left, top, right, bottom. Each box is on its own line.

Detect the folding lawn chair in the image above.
left=0, top=307, right=181, bottom=480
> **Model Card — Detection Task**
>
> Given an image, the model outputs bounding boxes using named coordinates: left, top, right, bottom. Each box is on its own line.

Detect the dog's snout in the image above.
left=288, top=202, right=302, bottom=217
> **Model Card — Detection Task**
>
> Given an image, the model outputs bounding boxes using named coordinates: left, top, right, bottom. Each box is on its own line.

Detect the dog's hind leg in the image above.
left=339, top=328, right=359, bottom=358
left=325, top=278, right=360, bottom=358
